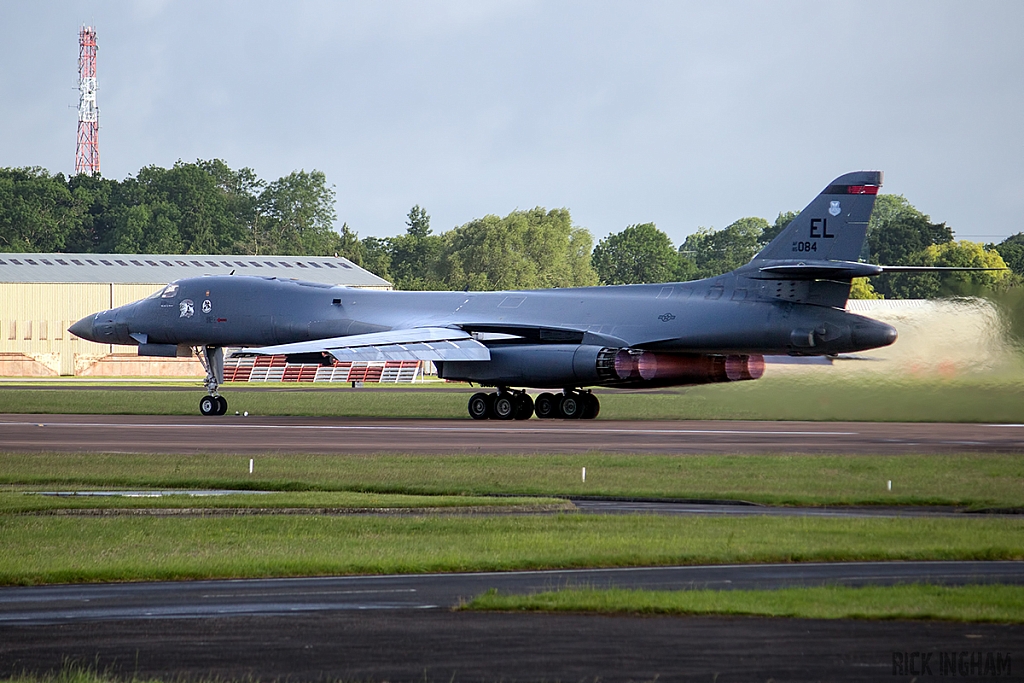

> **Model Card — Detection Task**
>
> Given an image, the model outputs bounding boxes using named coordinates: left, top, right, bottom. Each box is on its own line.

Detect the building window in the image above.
left=160, top=261, right=173, bottom=267
left=25, top=260, right=37, bottom=265
left=296, top=262, right=308, bottom=268
left=280, top=262, right=293, bottom=268
left=175, top=261, right=187, bottom=266
left=131, top=260, right=143, bottom=266
left=10, top=259, right=21, bottom=265
left=264, top=262, right=277, bottom=267
left=56, top=259, right=68, bottom=265
left=309, top=262, right=322, bottom=268
left=100, top=260, right=112, bottom=266
left=191, top=261, right=203, bottom=267
left=71, top=259, right=83, bottom=266
left=115, top=260, right=127, bottom=266
left=146, top=260, right=158, bottom=266
left=41, top=259, right=53, bottom=265
left=86, top=260, right=97, bottom=265
left=249, top=261, right=262, bottom=267
left=324, top=263, right=337, bottom=269
left=206, top=261, right=218, bottom=267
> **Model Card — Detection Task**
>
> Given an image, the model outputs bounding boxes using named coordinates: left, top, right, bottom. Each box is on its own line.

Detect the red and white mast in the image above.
left=75, top=26, right=100, bottom=176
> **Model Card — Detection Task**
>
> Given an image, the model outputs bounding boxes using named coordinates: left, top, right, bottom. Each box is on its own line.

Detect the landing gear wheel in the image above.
left=558, top=392, right=584, bottom=419
left=534, top=392, right=558, bottom=419
left=215, top=396, right=228, bottom=416
left=492, top=393, right=516, bottom=420
left=468, top=392, right=492, bottom=420
left=581, top=392, right=600, bottom=420
left=514, top=393, right=534, bottom=420
left=199, top=395, right=218, bottom=416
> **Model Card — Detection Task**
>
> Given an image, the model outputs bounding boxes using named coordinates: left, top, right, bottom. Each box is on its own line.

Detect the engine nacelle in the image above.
left=437, top=344, right=764, bottom=389
left=603, top=348, right=764, bottom=387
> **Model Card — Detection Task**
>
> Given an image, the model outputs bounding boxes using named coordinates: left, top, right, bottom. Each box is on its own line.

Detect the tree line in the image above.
left=1, top=161, right=1020, bottom=298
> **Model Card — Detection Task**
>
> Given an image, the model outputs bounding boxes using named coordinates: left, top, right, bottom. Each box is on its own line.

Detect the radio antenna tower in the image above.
left=75, top=26, right=100, bottom=176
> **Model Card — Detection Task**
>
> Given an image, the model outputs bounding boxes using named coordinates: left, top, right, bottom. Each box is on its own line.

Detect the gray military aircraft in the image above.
left=69, top=171, right=988, bottom=419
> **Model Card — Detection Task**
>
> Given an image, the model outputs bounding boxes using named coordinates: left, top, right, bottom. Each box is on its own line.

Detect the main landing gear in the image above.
left=195, top=345, right=228, bottom=416
left=468, top=388, right=599, bottom=420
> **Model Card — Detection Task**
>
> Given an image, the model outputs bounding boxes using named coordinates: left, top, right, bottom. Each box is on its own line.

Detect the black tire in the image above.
left=534, top=392, right=557, bottom=419
left=514, top=393, right=534, bottom=420
left=468, top=392, right=492, bottom=420
left=582, top=393, right=600, bottom=420
left=492, top=394, right=516, bottom=420
left=199, top=395, right=218, bottom=416
left=215, top=396, right=228, bottom=416
left=558, top=392, right=583, bottom=419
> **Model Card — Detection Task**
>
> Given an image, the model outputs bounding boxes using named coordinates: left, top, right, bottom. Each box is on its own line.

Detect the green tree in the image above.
left=993, top=233, right=1024, bottom=277
left=592, top=223, right=680, bottom=285
left=388, top=205, right=445, bottom=290
left=439, top=207, right=597, bottom=291
left=867, top=194, right=954, bottom=298
left=679, top=217, right=768, bottom=279
left=258, top=170, right=339, bottom=256
left=849, top=277, right=883, bottom=299
left=336, top=223, right=364, bottom=265
left=360, top=236, right=392, bottom=282
left=0, top=167, right=86, bottom=252
left=759, top=210, right=799, bottom=247
left=919, top=240, right=1009, bottom=297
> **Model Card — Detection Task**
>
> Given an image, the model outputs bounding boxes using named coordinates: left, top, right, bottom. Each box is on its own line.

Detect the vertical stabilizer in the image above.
left=753, top=171, right=882, bottom=263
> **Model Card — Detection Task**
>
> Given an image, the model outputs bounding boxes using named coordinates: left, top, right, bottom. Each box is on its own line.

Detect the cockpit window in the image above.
left=160, top=284, right=179, bottom=298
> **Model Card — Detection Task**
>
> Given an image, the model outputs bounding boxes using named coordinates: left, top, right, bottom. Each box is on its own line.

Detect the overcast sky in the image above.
left=2, top=1, right=1022, bottom=246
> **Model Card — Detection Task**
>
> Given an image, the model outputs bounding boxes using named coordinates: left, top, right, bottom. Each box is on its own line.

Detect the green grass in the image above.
left=1, top=373, right=1024, bottom=420
left=1, top=666, right=169, bottom=683
left=0, top=490, right=569, bottom=514
left=1, top=514, right=1020, bottom=585
left=463, top=584, right=1024, bottom=623
left=2, top=451, right=1021, bottom=508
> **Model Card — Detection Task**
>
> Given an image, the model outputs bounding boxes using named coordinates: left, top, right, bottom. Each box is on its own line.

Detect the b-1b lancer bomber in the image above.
left=70, top=171, right=983, bottom=419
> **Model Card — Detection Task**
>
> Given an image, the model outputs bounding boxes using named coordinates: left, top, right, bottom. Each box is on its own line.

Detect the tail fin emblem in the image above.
left=828, top=201, right=841, bottom=216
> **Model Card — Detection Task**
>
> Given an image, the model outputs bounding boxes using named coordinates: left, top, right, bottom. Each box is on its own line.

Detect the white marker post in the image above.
left=887, top=480, right=892, bottom=491
left=582, top=467, right=586, bottom=482
left=249, top=458, right=254, bottom=475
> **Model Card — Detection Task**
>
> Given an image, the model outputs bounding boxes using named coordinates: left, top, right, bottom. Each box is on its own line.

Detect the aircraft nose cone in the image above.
left=68, top=315, right=96, bottom=342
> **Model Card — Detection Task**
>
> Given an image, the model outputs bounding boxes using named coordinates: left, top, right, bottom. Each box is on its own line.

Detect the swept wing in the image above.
left=232, top=327, right=490, bottom=363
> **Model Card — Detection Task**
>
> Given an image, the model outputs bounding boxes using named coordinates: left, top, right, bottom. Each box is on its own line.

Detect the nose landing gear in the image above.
left=467, top=388, right=598, bottom=420
left=195, top=345, right=228, bottom=416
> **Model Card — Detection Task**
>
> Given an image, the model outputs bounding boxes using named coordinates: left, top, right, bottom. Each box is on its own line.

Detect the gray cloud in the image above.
left=2, top=1, right=1022, bottom=245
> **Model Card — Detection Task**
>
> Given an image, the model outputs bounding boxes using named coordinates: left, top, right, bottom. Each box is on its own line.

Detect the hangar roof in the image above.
left=0, top=253, right=390, bottom=288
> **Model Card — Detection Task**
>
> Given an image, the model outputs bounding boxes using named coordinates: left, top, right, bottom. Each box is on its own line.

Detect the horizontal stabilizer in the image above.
left=756, top=260, right=884, bottom=279
left=756, top=260, right=1006, bottom=281
left=876, top=265, right=1007, bottom=273
left=232, top=327, right=491, bottom=363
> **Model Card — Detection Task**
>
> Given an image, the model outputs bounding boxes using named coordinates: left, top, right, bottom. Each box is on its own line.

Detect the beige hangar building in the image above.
left=0, top=253, right=390, bottom=377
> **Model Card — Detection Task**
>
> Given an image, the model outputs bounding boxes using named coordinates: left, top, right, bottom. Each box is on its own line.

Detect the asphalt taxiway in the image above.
left=2, top=564, right=1022, bottom=681
left=3, top=562, right=1023, bottom=625
left=2, top=414, right=1023, bottom=454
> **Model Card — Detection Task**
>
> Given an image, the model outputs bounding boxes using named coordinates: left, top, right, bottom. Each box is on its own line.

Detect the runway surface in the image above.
left=3, top=562, right=1022, bottom=625
left=2, top=414, right=1023, bottom=454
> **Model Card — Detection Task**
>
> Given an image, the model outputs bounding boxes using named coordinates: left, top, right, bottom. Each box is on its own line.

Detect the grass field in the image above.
left=0, top=490, right=569, bottom=514
left=463, top=584, right=1024, bottom=623
left=1, top=514, right=1020, bottom=585
left=2, top=372, right=1024, bottom=421
left=3, top=451, right=1021, bottom=508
